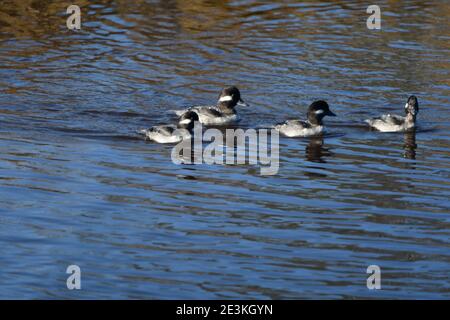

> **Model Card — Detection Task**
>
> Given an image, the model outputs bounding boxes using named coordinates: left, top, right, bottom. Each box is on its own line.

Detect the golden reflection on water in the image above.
left=1, top=0, right=448, bottom=39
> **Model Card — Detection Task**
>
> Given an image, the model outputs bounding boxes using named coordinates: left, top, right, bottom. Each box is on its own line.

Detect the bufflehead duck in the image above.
left=365, top=96, right=419, bottom=132
left=140, top=111, right=199, bottom=144
left=175, top=86, right=248, bottom=125
left=274, top=100, right=336, bottom=137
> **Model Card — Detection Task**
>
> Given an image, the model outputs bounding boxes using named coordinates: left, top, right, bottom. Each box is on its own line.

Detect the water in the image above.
left=0, top=0, right=449, bottom=299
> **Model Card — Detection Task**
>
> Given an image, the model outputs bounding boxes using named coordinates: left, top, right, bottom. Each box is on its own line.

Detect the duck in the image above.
left=174, top=86, right=248, bottom=126
left=365, top=96, right=419, bottom=132
left=274, top=100, right=336, bottom=137
left=140, top=111, right=199, bottom=144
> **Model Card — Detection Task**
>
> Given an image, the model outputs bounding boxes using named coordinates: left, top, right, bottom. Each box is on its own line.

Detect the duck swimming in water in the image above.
left=365, top=96, right=419, bottom=132
left=140, top=111, right=199, bottom=144
left=274, top=100, right=336, bottom=137
left=174, top=86, right=248, bottom=126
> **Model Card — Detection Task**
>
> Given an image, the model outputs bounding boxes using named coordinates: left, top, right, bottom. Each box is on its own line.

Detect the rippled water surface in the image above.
left=1, top=0, right=449, bottom=299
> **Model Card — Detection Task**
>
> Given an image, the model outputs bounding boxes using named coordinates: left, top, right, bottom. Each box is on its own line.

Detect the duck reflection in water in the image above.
left=403, top=129, right=417, bottom=160
left=305, top=136, right=333, bottom=163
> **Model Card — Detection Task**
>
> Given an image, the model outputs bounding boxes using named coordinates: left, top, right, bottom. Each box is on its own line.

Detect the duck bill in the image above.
left=237, top=99, right=249, bottom=107
left=326, top=110, right=336, bottom=117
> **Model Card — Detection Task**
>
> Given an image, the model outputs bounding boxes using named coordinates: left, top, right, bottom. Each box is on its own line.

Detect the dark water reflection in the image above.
left=1, top=0, right=450, bottom=299
left=305, top=136, right=333, bottom=163
left=403, top=130, right=417, bottom=160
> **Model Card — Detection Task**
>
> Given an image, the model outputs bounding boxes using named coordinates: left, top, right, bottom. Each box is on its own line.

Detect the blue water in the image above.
left=0, top=0, right=449, bottom=299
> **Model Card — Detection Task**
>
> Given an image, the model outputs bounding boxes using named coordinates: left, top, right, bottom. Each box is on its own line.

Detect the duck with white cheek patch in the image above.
left=275, top=100, right=336, bottom=137
left=365, top=96, right=419, bottom=132
left=174, top=86, right=248, bottom=126
left=139, top=111, right=199, bottom=144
